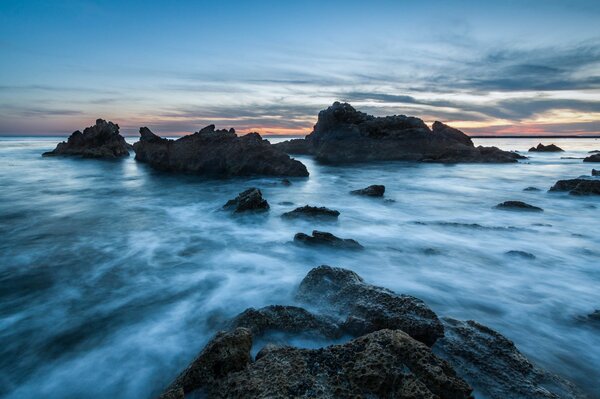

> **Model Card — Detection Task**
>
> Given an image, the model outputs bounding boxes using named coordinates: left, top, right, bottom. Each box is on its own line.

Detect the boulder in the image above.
left=523, top=187, right=541, bottom=191
left=350, top=184, right=385, bottom=197
left=281, top=205, right=340, bottom=219
left=294, top=231, right=363, bottom=250
left=528, top=143, right=564, bottom=152
left=223, top=188, right=269, bottom=213
left=505, top=250, right=536, bottom=259
left=42, top=119, right=130, bottom=158
left=583, top=153, right=600, bottom=162
left=495, top=201, right=543, bottom=212
left=273, top=102, right=525, bottom=164
left=549, top=178, right=600, bottom=195
left=592, top=169, right=599, bottom=176
left=133, top=126, right=308, bottom=177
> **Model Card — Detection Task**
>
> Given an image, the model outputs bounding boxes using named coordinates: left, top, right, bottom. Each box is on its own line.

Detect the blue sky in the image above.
left=1, top=0, right=599, bottom=136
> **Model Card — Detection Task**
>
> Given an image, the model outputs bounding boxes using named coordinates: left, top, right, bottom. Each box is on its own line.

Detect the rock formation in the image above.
left=281, top=205, right=340, bottom=219
left=42, top=119, right=130, bottom=158
left=528, top=143, right=564, bottom=152
left=294, top=231, right=363, bottom=250
left=583, top=153, right=600, bottom=162
left=592, top=169, right=599, bottom=176
left=550, top=178, right=600, bottom=195
left=494, top=201, right=543, bottom=212
left=223, top=188, right=269, bottom=213
left=133, top=126, right=308, bottom=177
left=350, top=184, right=386, bottom=197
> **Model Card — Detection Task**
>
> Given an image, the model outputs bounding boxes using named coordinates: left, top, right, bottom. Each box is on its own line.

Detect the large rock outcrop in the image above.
left=42, top=119, right=130, bottom=158
left=549, top=178, right=600, bottom=195
left=528, top=143, right=564, bottom=152
left=273, top=102, right=525, bottom=164
left=133, top=126, right=308, bottom=177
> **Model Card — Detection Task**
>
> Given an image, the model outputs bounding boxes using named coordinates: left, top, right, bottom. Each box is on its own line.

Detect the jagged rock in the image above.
left=42, top=119, right=130, bottom=158
left=495, top=201, right=543, bottom=212
left=133, top=125, right=308, bottom=177
left=434, top=318, right=585, bottom=399
left=281, top=205, right=340, bottom=219
left=296, top=265, right=444, bottom=346
left=549, top=178, right=600, bottom=195
left=505, top=250, right=536, bottom=259
left=223, top=188, right=269, bottom=213
left=294, top=231, right=362, bottom=250
left=528, top=143, right=564, bottom=152
left=583, top=153, right=600, bottom=162
left=592, top=169, right=599, bottom=176
left=273, top=102, right=525, bottom=164
left=350, top=184, right=385, bottom=197
left=523, top=187, right=541, bottom=191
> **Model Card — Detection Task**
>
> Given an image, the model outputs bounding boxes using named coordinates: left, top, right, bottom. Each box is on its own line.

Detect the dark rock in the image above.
left=296, top=265, right=444, bottom=346
left=294, top=231, right=363, bottom=250
left=588, top=310, right=600, bottom=322
left=42, top=119, right=130, bottom=158
left=281, top=178, right=292, bottom=186
left=589, top=150, right=600, bottom=153
left=528, top=143, right=564, bottom=152
left=434, top=318, right=585, bottom=399
left=495, top=201, right=543, bottom=212
left=282, top=205, right=340, bottom=219
left=523, top=186, right=541, bottom=191
left=550, top=178, right=600, bottom=195
left=592, top=169, right=599, bottom=176
left=583, top=153, right=600, bottom=162
left=422, top=247, right=442, bottom=255
left=350, top=184, right=385, bottom=197
left=274, top=102, right=525, bottom=164
left=505, top=250, right=536, bottom=259
left=133, top=126, right=308, bottom=177
left=223, top=188, right=269, bottom=213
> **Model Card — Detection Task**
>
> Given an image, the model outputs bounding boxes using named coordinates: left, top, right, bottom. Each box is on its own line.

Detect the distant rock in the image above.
left=133, top=125, right=308, bottom=177
left=588, top=310, right=600, bottom=322
left=350, top=184, right=385, bottom=197
left=42, top=119, right=130, bottom=158
left=583, top=153, right=600, bottom=162
left=495, top=201, right=543, bottom=212
left=223, top=188, right=269, bottom=213
left=273, top=102, right=525, bottom=164
left=528, top=143, right=564, bottom=152
left=592, top=169, right=599, bottom=176
left=281, top=205, right=340, bottom=219
left=280, top=178, right=292, bottom=186
left=550, top=178, right=600, bottom=195
left=589, top=150, right=600, bottom=153
left=505, top=250, right=536, bottom=259
left=523, top=186, right=541, bottom=191
left=294, top=231, right=363, bottom=250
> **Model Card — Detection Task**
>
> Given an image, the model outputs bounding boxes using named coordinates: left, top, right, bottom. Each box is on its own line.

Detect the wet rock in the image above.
left=434, top=318, right=585, bottom=399
left=583, top=153, right=600, bottom=162
left=589, top=150, right=600, bottom=153
left=505, top=250, right=536, bottom=259
left=296, top=265, right=444, bottom=346
left=550, top=178, right=600, bottom=195
left=274, top=102, right=524, bottom=164
left=422, top=247, right=442, bottom=255
left=223, top=188, right=269, bottom=213
left=592, top=169, right=599, bottom=176
left=281, top=178, right=292, bottom=186
left=294, top=231, right=362, bottom=250
left=133, top=126, right=308, bottom=177
left=495, top=201, right=543, bottom=212
left=42, top=119, right=130, bottom=158
left=528, top=143, right=564, bottom=152
left=588, top=310, right=600, bottom=322
left=523, top=186, right=541, bottom=191
left=350, top=184, right=385, bottom=197
left=282, top=205, right=340, bottom=219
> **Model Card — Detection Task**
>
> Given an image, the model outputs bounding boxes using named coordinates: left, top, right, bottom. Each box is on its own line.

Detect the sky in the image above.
left=0, top=0, right=599, bottom=137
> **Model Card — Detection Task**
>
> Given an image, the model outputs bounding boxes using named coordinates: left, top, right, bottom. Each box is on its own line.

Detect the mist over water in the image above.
left=0, top=137, right=599, bottom=398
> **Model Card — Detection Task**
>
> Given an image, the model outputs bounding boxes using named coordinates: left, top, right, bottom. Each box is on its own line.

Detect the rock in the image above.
left=583, top=153, right=600, bottom=162
left=159, top=328, right=252, bottom=398
left=495, top=201, right=543, bottom=212
left=294, top=231, right=363, bottom=250
left=549, top=178, right=600, bottom=195
left=592, top=169, right=599, bottom=176
left=42, top=119, right=130, bottom=158
left=350, top=184, right=385, bottom=197
left=274, top=102, right=525, bottom=164
left=296, top=265, right=444, bottom=346
left=523, top=187, right=541, bottom=191
left=434, top=318, right=585, bottom=399
left=528, top=143, right=564, bottom=152
left=281, top=178, right=292, bottom=186
left=505, top=250, right=536, bottom=259
left=133, top=126, right=308, bottom=177
left=281, top=205, right=340, bottom=219
left=223, top=188, right=269, bottom=212
left=588, top=310, right=600, bottom=322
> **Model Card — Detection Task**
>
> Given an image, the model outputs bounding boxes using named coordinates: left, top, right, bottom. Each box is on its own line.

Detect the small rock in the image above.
left=495, top=201, right=543, bottom=212
left=584, top=153, right=600, bottom=162
left=281, top=178, right=292, bottom=186
left=523, top=186, right=541, bottom=191
left=528, top=143, right=564, bottom=152
left=294, top=231, right=363, bottom=250
left=423, top=247, right=442, bottom=255
left=592, top=169, right=599, bottom=176
left=588, top=310, right=600, bottom=322
left=505, top=250, right=536, bottom=259
left=350, top=184, right=385, bottom=197
left=282, top=205, right=340, bottom=219
left=223, top=188, right=269, bottom=212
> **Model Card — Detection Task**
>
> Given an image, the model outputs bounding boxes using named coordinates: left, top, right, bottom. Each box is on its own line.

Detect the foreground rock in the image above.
left=434, top=318, right=584, bottom=399
left=350, top=184, right=385, bottom=197
left=274, top=102, right=525, bottom=164
left=223, top=188, right=269, bottom=212
left=583, top=153, right=600, bottom=162
left=549, top=178, right=600, bottom=195
left=294, top=231, right=363, bottom=250
left=281, top=205, right=339, bottom=219
left=528, top=143, right=564, bottom=152
left=42, top=119, right=130, bottom=158
left=495, top=201, right=543, bottom=212
left=133, top=126, right=308, bottom=177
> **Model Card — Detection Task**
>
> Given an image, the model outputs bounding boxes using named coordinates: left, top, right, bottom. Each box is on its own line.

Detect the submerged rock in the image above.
left=294, top=231, right=362, bottom=250
left=350, top=184, right=385, bottom=197
left=528, top=143, right=564, bottom=152
left=42, top=119, right=130, bottom=158
left=550, top=178, right=600, bottom=195
left=281, top=205, right=340, bottom=219
left=592, top=169, right=599, bottom=176
left=505, top=250, right=536, bottom=259
left=583, top=153, right=600, bottom=162
left=223, top=188, right=269, bottom=213
left=274, top=102, right=524, bottom=164
left=133, top=126, right=308, bottom=177
left=495, top=201, right=543, bottom=212
left=523, top=186, right=541, bottom=191
left=588, top=310, right=600, bottom=322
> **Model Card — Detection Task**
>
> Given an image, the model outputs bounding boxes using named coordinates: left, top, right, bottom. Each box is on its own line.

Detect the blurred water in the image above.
left=0, top=136, right=599, bottom=398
